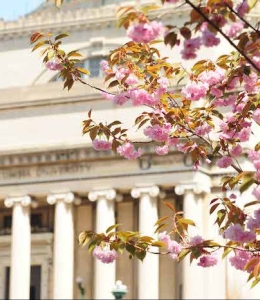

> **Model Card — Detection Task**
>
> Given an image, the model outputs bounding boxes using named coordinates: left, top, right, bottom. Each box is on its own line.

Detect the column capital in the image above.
left=88, top=189, right=117, bottom=202
left=174, top=184, right=210, bottom=196
left=47, top=192, right=81, bottom=205
left=4, top=195, right=32, bottom=208
left=131, top=185, right=160, bottom=199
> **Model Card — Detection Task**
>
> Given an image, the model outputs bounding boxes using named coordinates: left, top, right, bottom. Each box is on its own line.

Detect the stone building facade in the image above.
left=0, top=0, right=260, bottom=299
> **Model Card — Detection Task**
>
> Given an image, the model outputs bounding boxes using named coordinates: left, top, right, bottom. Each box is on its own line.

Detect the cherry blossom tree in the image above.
left=32, top=0, right=260, bottom=287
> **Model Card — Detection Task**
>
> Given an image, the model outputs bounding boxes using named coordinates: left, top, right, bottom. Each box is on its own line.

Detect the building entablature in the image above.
left=0, top=0, right=260, bottom=41
left=0, top=3, right=191, bottom=41
left=0, top=144, right=238, bottom=199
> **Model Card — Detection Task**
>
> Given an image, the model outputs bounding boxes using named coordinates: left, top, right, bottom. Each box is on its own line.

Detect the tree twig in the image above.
left=185, top=0, right=260, bottom=73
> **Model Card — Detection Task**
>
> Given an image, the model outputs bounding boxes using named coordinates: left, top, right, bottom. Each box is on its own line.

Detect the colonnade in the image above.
left=4, top=184, right=206, bottom=299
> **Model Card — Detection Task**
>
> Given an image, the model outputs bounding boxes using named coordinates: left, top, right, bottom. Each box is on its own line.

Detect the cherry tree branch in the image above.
left=225, top=3, right=260, bottom=35
left=185, top=0, right=260, bottom=73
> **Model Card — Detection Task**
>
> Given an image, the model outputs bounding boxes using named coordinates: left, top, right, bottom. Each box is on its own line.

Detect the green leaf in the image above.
left=30, top=32, right=45, bottom=44
left=155, top=216, right=170, bottom=226
left=151, top=241, right=166, bottom=247
left=136, top=250, right=146, bottom=261
left=126, top=243, right=135, bottom=255
left=88, top=240, right=97, bottom=253
left=251, top=277, right=260, bottom=288
left=178, top=249, right=190, bottom=261
left=77, top=67, right=90, bottom=75
left=222, top=247, right=233, bottom=259
left=140, top=5, right=161, bottom=13
left=239, top=173, right=255, bottom=193
left=140, top=236, right=154, bottom=243
left=108, top=80, right=119, bottom=89
left=154, top=223, right=168, bottom=233
left=248, top=0, right=258, bottom=9
left=108, top=120, right=122, bottom=128
left=55, top=33, right=69, bottom=40
left=31, top=40, right=49, bottom=52
left=244, top=200, right=260, bottom=208
left=178, top=218, right=196, bottom=226
left=210, top=203, right=219, bottom=214
left=106, top=224, right=122, bottom=234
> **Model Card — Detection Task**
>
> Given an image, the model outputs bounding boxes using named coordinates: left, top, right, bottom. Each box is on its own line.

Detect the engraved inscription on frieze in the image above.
left=0, top=162, right=92, bottom=182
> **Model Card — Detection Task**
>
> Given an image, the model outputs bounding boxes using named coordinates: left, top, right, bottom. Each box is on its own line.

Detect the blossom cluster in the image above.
left=92, top=245, right=118, bottom=264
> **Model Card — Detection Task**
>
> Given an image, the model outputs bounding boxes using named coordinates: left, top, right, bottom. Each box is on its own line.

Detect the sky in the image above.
left=0, top=0, right=44, bottom=21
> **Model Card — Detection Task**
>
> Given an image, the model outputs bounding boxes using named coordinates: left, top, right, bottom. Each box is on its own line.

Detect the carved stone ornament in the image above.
left=47, top=192, right=81, bottom=205
left=131, top=186, right=160, bottom=199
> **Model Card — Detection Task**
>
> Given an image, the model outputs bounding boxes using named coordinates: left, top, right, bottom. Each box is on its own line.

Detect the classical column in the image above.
left=175, top=184, right=210, bottom=299
left=47, top=192, right=80, bottom=299
left=88, top=189, right=117, bottom=299
left=131, top=185, right=160, bottom=299
left=4, top=195, right=32, bottom=300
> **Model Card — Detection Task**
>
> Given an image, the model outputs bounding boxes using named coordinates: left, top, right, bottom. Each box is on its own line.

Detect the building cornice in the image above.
left=0, top=3, right=190, bottom=41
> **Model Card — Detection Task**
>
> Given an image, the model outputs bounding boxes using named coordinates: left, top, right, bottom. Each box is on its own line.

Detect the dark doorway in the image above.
left=5, top=265, right=41, bottom=299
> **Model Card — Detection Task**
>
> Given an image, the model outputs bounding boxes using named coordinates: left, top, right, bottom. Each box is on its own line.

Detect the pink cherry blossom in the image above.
left=198, top=255, right=218, bottom=268
left=92, top=246, right=117, bottom=264
left=198, top=68, right=225, bottom=86
left=217, top=156, right=233, bottom=168
left=168, top=137, right=179, bottom=146
left=238, top=127, right=251, bottom=142
left=252, top=109, right=260, bottom=124
left=230, top=144, right=243, bottom=157
left=101, top=91, right=115, bottom=101
left=201, top=30, right=220, bottom=47
left=100, top=60, right=110, bottom=73
left=181, top=81, right=209, bottom=101
left=115, top=67, right=129, bottom=80
left=158, top=231, right=171, bottom=244
left=195, top=124, right=212, bottom=136
left=243, top=73, right=258, bottom=93
left=117, top=142, right=142, bottom=160
left=224, top=224, right=256, bottom=243
left=253, top=160, right=260, bottom=170
left=177, top=142, right=196, bottom=153
left=127, top=21, right=164, bottom=43
left=248, top=150, right=260, bottom=162
left=227, top=76, right=239, bottom=90
left=252, top=186, right=260, bottom=200
left=115, top=68, right=138, bottom=85
left=181, top=37, right=201, bottom=60
left=144, top=124, right=171, bottom=142
left=101, top=91, right=130, bottom=106
left=159, top=232, right=182, bottom=260
left=113, top=92, right=130, bottom=106
left=255, top=171, right=260, bottom=181
left=210, top=87, right=223, bottom=97
left=168, top=240, right=183, bottom=260
left=236, top=0, right=249, bottom=18
left=45, top=58, right=63, bottom=71
left=92, top=139, right=112, bottom=151
left=166, top=0, right=180, bottom=3
left=229, top=250, right=253, bottom=272
left=226, top=22, right=244, bottom=38
left=190, top=235, right=204, bottom=246
left=247, top=209, right=260, bottom=231
left=155, top=145, right=169, bottom=155
left=125, top=74, right=138, bottom=85
left=156, top=77, right=169, bottom=96
left=130, top=89, right=159, bottom=106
